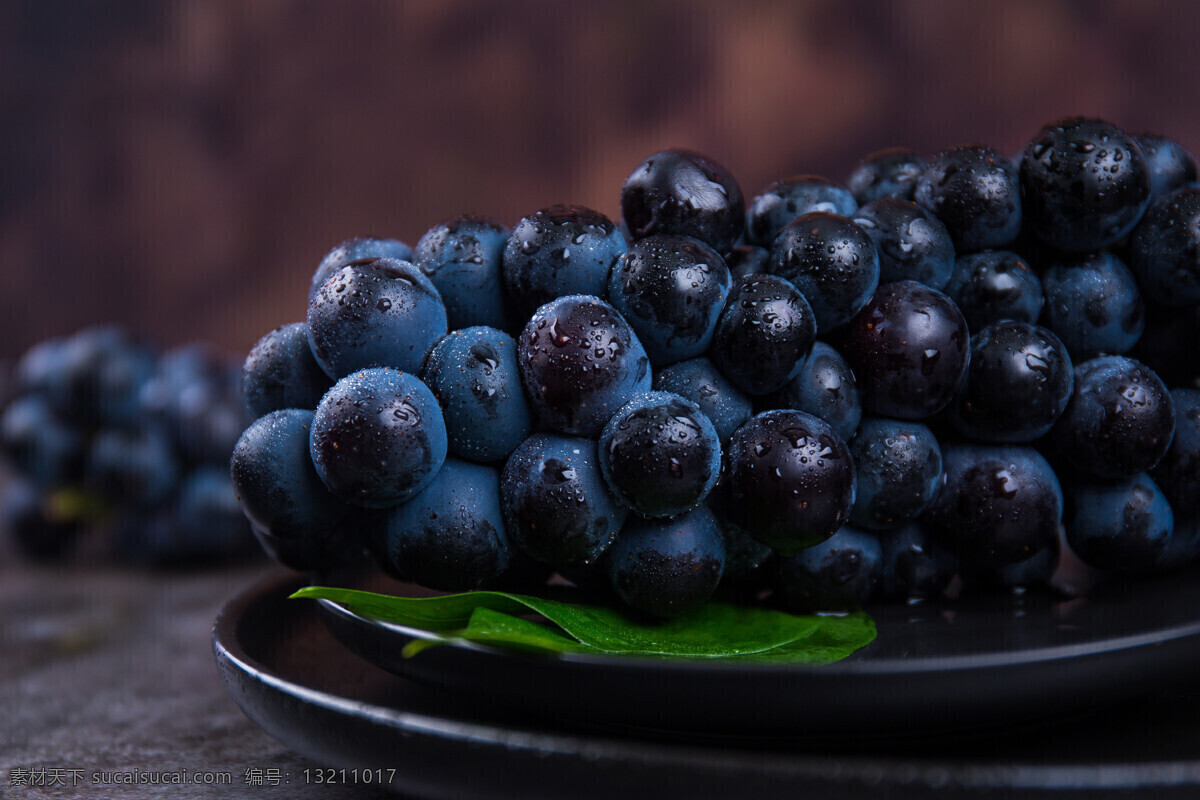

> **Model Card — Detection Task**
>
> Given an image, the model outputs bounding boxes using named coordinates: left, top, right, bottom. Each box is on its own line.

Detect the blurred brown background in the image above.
left=2, top=0, right=1198, bottom=359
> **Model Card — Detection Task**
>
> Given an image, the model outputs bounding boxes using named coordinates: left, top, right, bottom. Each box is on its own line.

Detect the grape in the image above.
left=230, top=409, right=348, bottom=571
left=948, top=321, right=1074, bottom=443
left=309, top=367, right=447, bottom=508
left=597, top=391, right=721, bottom=518
left=500, top=433, right=625, bottom=571
left=653, top=356, right=752, bottom=444
left=746, top=175, right=857, bottom=245
left=621, top=149, right=745, bottom=253
left=607, top=504, right=726, bottom=619
left=1039, top=252, right=1145, bottom=359
left=718, top=409, right=855, bottom=556
left=915, top=145, right=1022, bottom=253
left=874, top=523, right=958, bottom=603
left=776, top=525, right=881, bottom=613
left=725, top=245, right=769, bottom=281
left=1137, top=134, right=1198, bottom=202
left=925, top=444, right=1063, bottom=567
left=852, top=198, right=955, bottom=290
left=761, top=341, right=862, bottom=442
left=516, top=294, right=651, bottom=437
left=374, top=458, right=512, bottom=592
left=846, top=147, right=925, bottom=205
left=769, top=212, right=880, bottom=331
left=1020, top=117, right=1151, bottom=252
left=421, top=326, right=533, bottom=463
left=309, top=236, right=413, bottom=303
left=841, top=280, right=970, bottom=420
left=1050, top=355, right=1175, bottom=479
left=848, top=417, right=942, bottom=530
left=710, top=274, right=816, bottom=396
left=415, top=216, right=514, bottom=332
left=501, top=205, right=626, bottom=321
left=1128, top=186, right=1200, bottom=306
left=943, top=250, right=1044, bottom=333
left=241, top=322, right=331, bottom=418
left=607, top=234, right=733, bottom=366
left=1065, top=473, right=1174, bottom=572
left=0, top=395, right=84, bottom=488
left=306, top=257, right=447, bottom=380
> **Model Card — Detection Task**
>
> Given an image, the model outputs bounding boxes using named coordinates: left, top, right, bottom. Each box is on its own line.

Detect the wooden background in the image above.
left=2, top=0, right=1197, bottom=358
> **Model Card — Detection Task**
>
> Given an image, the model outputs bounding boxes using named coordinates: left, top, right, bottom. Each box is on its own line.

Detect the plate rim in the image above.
left=213, top=570, right=1200, bottom=795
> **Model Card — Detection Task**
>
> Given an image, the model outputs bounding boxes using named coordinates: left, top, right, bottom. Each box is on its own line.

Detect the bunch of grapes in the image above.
left=1, top=327, right=259, bottom=566
left=232, top=116, right=1200, bottom=618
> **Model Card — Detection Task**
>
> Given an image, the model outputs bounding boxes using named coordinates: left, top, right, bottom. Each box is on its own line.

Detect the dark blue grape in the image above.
left=846, top=148, right=925, bottom=205
left=1040, top=252, right=1144, bottom=358
left=307, top=257, right=447, bottom=380
left=516, top=294, right=651, bottom=437
left=719, top=409, right=856, bottom=556
left=309, top=368, right=447, bottom=508
left=500, top=433, right=626, bottom=570
left=653, top=356, right=752, bottom=444
left=1050, top=355, right=1175, bottom=479
left=12, top=336, right=67, bottom=400
left=725, top=245, right=769, bottom=281
left=841, top=280, right=970, bottom=420
left=501, top=205, right=626, bottom=321
left=175, top=466, right=258, bottom=562
left=1020, top=117, right=1151, bottom=252
left=230, top=409, right=348, bottom=571
left=414, top=216, right=514, bottom=332
left=924, top=444, right=1063, bottom=567
left=1138, top=134, right=1198, bottom=202
left=943, top=250, right=1044, bottom=333
left=710, top=274, right=817, bottom=396
left=375, top=458, right=512, bottom=592
left=422, top=326, right=533, bottom=463
left=0, top=395, right=84, bottom=487
left=768, top=212, right=880, bottom=331
left=874, top=523, right=958, bottom=603
left=2, top=479, right=80, bottom=562
left=746, top=176, right=857, bottom=245
left=776, top=525, right=881, bottom=613
left=1129, top=186, right=1200, bottom=306
left=598, top=391, right=721, bottom=518
left=848, top=417, right=942, bottom=530
left=621, top=149, right=745, bottom=253
left=309, top=236, right=413, bottom=303
left=1151, top=388, right=1200, bottom=521
left=242, top=322, right=331, bottom=418
left=85, top=424, right=179, bottom=506
left=1065, top=473, right=1174, bottom=572
left=51, top=326, right=156, bottom=426
left=761, top=342, right=862, bottom=442
left=852, top=198, right=955, bottom=290
left=137, top=342, right=248, bottom=465
left=607, top=234, right=732, bottom=366
left=915, top=145, right=1021, bottom=252
left=949, top=321, right=1074, bottom=443
left=607, top=504, right=725, bottom=619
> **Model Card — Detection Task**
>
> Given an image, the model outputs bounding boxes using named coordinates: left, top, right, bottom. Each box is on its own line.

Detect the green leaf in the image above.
left=292, top=586, right=876, bottom=663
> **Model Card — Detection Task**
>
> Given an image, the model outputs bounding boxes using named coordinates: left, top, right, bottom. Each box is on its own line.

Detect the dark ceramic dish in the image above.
left=213, top=570, right=1200, bottom=799
left=310, top=564, right=1200, bottom=738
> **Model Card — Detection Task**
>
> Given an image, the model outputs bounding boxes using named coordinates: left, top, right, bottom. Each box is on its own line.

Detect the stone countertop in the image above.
left=1, top=559, right=399, bottom=799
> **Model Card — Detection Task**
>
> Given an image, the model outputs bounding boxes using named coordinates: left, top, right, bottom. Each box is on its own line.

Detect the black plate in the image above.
left=312, top=565, right=1200, bottom=737
left=214, top=571, right=1200, bottom=799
